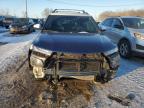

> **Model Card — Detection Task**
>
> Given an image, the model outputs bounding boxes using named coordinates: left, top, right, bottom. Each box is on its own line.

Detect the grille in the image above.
left=58, top=53, right=102, bottom=74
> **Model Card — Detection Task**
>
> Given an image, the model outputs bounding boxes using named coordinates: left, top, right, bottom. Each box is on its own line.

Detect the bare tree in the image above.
left=42, top=8, right=53, bottom=18
left=21, top=11, right=27, bottom=18
left=0, top=9, right=11, bottom=17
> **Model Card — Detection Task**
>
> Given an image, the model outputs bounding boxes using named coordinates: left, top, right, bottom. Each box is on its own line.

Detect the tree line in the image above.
left=98, top=9, right=144, bottom=21
left=1, top=8, right=144, bottom=19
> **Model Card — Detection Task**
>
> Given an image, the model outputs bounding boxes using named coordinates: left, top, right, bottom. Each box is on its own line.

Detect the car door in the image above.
left=110, top=18, right=125, bottom=44
left=99, top=18, right=114, bottom=40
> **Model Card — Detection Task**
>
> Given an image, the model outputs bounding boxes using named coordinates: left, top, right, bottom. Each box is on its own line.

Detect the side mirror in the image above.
left=33, top=24, right=41, bottom=29
left=98, top=25, right=106, bottom=32
left=113, top=25, right=124, bottom=30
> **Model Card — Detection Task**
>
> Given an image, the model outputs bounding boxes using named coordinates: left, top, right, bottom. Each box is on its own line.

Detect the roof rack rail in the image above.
left=52, top=9, right=88, bottom=14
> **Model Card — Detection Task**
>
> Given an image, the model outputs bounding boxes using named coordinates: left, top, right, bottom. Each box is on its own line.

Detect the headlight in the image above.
left=103, top=48, right=120, bottom=69
left=134, top=32, right=144, bottom=40
left=32, top=45, right=52, bottom=56
left=30, top=56, right=43, bottom=67
left=104, top=47, right=118, bottom=56
left=108, top=52, right=120, bottom=69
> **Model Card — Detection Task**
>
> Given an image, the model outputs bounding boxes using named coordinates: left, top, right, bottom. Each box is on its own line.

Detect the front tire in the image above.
left=118, top=40, right=131, bottom=58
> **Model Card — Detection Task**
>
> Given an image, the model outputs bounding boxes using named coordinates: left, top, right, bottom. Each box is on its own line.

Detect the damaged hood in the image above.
left=33, top=33, right=116, bottom=54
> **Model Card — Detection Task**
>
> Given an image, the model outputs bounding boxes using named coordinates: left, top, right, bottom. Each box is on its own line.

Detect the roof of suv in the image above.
left=50, top=9, right=91, bottom=16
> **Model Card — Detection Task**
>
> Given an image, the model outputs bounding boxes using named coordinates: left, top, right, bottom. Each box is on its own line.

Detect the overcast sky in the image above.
left=0, top=0, right=144, bottom=18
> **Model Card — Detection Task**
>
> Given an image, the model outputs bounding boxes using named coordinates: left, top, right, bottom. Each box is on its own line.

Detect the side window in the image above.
left=102, top=18, right=113, bottom=27
left=112, top=19, right=123, bottom=29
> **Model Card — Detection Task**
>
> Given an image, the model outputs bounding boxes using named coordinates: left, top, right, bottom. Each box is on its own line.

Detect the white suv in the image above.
left=99, top=16, right=144, bottom=58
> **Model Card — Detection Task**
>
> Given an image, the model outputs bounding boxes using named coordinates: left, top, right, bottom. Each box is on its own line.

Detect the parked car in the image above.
left=29, top=9, right=120, bottom=83
left=99, top=16, right=144, bottom=58
left=31, top=18, right=38, bottom=25
left=0, top=16, right=5, bottom=27
left=9, top=18, right=35, bottom=34
left=3, top=17, right=16, bottom=29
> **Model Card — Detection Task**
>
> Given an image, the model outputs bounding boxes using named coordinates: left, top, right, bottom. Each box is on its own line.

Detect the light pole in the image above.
left=25, top=0, right=28, bottom=18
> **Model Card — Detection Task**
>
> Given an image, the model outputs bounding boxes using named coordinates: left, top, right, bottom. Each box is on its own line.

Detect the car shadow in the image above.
left=116, top=56, right=144, bottom=77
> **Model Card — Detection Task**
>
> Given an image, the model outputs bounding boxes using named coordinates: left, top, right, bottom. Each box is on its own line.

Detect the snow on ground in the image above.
left=0, top=32, right=39, bottom=108
left=88, top=61, right=144, bottom=108
left=0, top=41, right=29, bottom=74
left=73, top=57, right=144, bottom=108
left=0, top=31, right=38, bottom=43
left=0, top=27, right=8, bottom=33
left=0, top=31, right=39, bottom=74
left=0, top=41, right=31, bottom=108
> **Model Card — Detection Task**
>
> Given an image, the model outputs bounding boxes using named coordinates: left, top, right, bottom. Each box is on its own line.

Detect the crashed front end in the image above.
left=29, top=45, right=119, bottom=82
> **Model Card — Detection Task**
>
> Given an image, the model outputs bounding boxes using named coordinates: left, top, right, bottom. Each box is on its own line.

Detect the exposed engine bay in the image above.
left=29, top=49, right=119, bottom=83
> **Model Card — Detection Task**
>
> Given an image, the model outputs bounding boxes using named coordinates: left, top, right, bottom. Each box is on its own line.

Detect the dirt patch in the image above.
left=56, top=78, right=94, bottom=107
left=0, top=63, right=33, bottom=108
left=0, top=59, right=48, bottom=108
left=21, top=77, right=95, bottom=108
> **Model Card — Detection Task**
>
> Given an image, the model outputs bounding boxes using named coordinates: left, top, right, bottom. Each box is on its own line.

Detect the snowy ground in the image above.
left=0, top=31, right=38, bottom=44
left=0, top=26, right=8, bottom=33
left=0, top=31, right=144, bottom=108
left=0, top=31, right=38, bottom=69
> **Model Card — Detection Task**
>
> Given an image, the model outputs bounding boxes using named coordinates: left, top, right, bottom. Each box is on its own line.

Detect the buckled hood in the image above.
left=33, top=33, right=116, bottom=54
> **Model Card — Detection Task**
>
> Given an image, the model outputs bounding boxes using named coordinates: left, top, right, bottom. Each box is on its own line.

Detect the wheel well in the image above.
left=118, top=38, right=131, bottom=47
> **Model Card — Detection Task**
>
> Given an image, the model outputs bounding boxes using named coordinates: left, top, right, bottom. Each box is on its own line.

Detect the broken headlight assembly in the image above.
left=30, top=44, right=52, bottom=56
left=30, top=45, right=52, bottom=67
left=30, top=56, right=43, bottom=67
left=103, top=48, right=120, bottom=70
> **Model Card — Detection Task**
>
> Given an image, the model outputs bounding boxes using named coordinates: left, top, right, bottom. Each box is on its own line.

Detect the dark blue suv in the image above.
left=29, top=9, right=120, bottom=83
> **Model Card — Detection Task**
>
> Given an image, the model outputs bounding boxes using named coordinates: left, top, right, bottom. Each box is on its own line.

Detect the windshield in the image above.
left=33, top=19, right=39, bottom=23
left=14, top=18, right=29, bottom=24
left=4, top=18, right=14, bottom=21
left=43, top=15, right=99, bottom=33
left=122, top=18, right=144, bottom=29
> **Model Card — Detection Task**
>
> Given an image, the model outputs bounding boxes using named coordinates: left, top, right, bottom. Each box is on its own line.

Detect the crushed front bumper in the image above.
left=30, top=51, right=120, bottom=79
